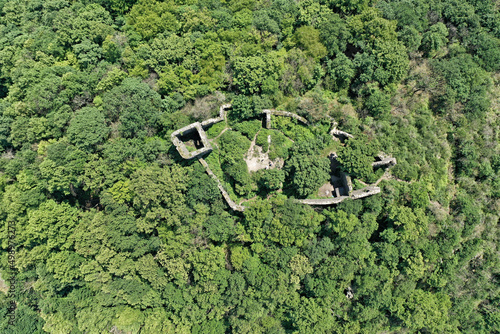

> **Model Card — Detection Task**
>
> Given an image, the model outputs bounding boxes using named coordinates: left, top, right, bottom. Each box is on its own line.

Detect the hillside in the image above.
left=0, top=0, right=499, bottom=333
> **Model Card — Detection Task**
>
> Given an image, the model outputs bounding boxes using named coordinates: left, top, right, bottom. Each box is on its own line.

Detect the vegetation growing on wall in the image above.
left=0, top=0, right=499, bottom=333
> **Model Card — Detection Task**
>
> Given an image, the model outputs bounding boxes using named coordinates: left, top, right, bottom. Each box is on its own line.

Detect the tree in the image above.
left=260, top=169, right=285, bottom=191
left=363, top=85, right=391, bottom=117
left=126, top=0, right=178, bottom=39
left=102, top=78, right=163, bottom=138
left=394, top=290, right=452, bottom=332
left=293, top=26, right=327, bottom=60
left=280, top=48, right=319, bottom=96
left=318, top=13, right=350, bottom=56
left=468, top=32, right=500, bottom=72
left=337, top=135, right=378, bottom=182
left=284, top=139, right=330, bottom=198
left=398, top=26, right=422, bottom=53
left=67, top=107, right=109, bottom=151
left=325, top=54, right=355, bottom=92
left=327, top=0, right=370, bottom=15
left=232, top=53, right=281, bottom=95
left=325, top=209, right=359, bottom=238
left=354, top=40, right=409, bottom=88
left=129, top=164, right=189, bottom=233
left=230, top=95, right=257, bottom=122
left=420, top=23, right=449, bottom=57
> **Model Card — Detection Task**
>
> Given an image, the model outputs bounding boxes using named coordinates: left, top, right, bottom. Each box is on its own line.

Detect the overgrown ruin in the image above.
left=170, top=104, right=396, bottom=211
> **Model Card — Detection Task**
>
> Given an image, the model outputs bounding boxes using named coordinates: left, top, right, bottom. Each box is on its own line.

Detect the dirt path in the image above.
left=210, top=126, right=231, bottom=142
left=238, top=195, right=258, bottom=205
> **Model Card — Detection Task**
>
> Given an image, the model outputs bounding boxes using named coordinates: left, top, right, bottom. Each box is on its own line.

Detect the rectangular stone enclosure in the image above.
left=171, top=122, right=213, bottom=159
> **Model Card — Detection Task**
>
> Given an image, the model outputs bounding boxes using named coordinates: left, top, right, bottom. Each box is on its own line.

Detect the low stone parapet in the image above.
left=372, top=156, right=397, bottom=168
left=201, top=117, right=223, bottom=127
left=262, top=110, right=309, bottom=129
left=350, top=186, right=381, bottom=199
left=296, top=186, right=380, bottom=206
left=199, top=158, right=245, bottom=212
left=298, top=196, right=350, bottom=205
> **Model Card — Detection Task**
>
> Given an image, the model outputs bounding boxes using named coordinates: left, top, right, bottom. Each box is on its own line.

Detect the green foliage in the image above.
left=232, top=119, right=262, bottom=139
left=0, top=0, right=499, bottom=332
left=325, top=54, right=355, bottom=92
left=325, top=209, right=359, bottom=238
left=421, top=23, right=449, bottom=57
left=127, top=0, right=178, bottom=39
left=293, top=26, right=327, bottom=60
left=284, top=139, right=330, bottom=197
left=394, top=290, right=452, bottom=332
left=67, top=107, right=109, bottom=151
left=218, top=130, right=253, bottom=196
left=259, top=168, right=285, bottom=191
left=102, top=78, right=163, bottom=138
left=229, top=95, right=271, bottom=123
left=244, top=197, right=323, bottom=247
left=431, top=54, right=491, bottom=116
left=272, top=116, right=315, bottom=142
left=205, top=121, right=227, bottom=139
left=337, top=135, right=379, bottom=182
left=363, top=85, right=391, bottom=117
left=232, top=53, right=281, bottom=95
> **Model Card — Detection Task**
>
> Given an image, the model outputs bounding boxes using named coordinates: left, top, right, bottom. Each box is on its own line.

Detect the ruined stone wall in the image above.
left=170, top=104, right=391, bottom=211
left=350, top=186, right=381, bottom=199
left=297, top=186, right=381, bottom=206
left=171, top=123, right=213, bottom=159
left=340, top=172, right=353, bottom=195
left=262, top=109, right=309, bottom=129
left=330, top=128, right=354, bottom=141
left=199, top=158, right=245, bottom=212
left=372, top=154, right=397, bottom=168
left=298, top=196, right=350, bottom=205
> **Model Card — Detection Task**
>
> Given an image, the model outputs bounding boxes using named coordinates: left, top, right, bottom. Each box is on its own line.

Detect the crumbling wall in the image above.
left=340, top=172, right=353, bottom=195
left=329, top=120, right=354, bottom=142
left=262, top=109, right=309, bottom=129
left=170, top=104, right=391, bottom=211
left=372, top=153, right=397, bottom=168
left=330, top=128, right=354, bottom=141
left=220, top=104, right=231, bottom=119
left=171, top=123, right=212, bottom=159
left=350, top=186, right=381, bottom=199
left=298, top=196, right=350, bottom=205
left=297, top=186, right=381, bottom=206
left=199, top=158, right=245, bottom=212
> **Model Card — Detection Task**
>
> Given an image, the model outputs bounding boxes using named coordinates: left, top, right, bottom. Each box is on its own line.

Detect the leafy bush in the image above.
left=233, top=119, right=262, bottom=139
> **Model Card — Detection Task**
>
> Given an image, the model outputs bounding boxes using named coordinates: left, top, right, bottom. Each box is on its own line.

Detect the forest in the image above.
left=0, top=0, right=499, bottom=333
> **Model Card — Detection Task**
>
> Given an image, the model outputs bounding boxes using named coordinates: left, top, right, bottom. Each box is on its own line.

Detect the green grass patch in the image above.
left=204, top=147, right=224, bottom=180
left=256, top=129, right=271, bottom=152
left=206, top=121, right=227, bottom=139
left=269, top=130, right=293, bottom=160
left=272, top=116, right=315, bottom=142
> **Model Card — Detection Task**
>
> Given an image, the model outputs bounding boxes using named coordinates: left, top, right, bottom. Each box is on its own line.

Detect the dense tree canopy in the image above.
left=0, top=0, right=499, bottom=333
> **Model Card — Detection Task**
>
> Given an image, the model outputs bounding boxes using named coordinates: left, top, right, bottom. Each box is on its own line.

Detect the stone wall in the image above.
left=350, top=186, right=381, bottom=199
left=330, top=128, right=354, bottom=141
left=171, top=123, right=212, bottom=160
left=199, top=158, right=245, bottom=212
left=372, top=153, right=397, bottom=168
left=170, top=104, right=391, bottom=211
left=297, top=186, right=381, bottom=206
left=262, top=109, right=309, bottom=129
left=298, top=196, right=350, bottom=205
